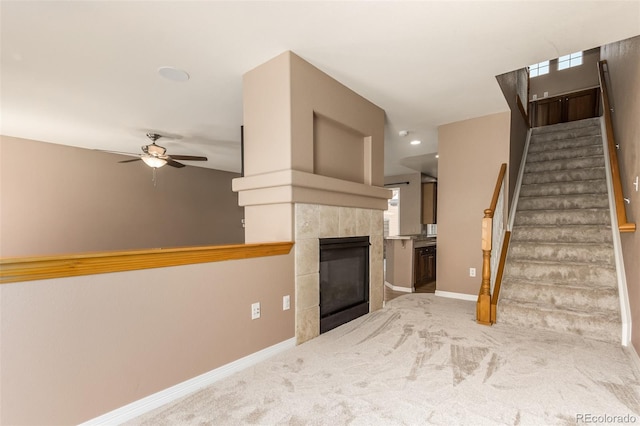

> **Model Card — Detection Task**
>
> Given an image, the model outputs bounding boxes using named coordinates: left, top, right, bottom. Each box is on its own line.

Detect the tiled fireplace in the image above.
left=294, top=204, right=384, bottom=344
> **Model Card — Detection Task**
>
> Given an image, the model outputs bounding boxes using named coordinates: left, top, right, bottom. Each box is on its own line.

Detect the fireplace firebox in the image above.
left=319, top=236, right=370, bottom=334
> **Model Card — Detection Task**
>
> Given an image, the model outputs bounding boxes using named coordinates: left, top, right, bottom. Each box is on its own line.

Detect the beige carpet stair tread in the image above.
left=498, top=303, right=620, bottom=343
left=498, top=117, right=621, bottom=343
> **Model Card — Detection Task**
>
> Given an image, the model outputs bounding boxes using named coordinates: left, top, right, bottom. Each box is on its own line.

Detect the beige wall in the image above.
left=384, top=172, right=423, bottom=236
left=384, top=238, right=415, bottom=290
left=0, top=136, right=244, bottom=257
left=601, top=35, right=640, bottom=353
left=241, top=51, right=385, bottom=187
left=290, top=52, right=385, bottom=186
left=437, top=112, right=510, bottom=295
left=236, top=51, right=389, bottom=244
left=0, top=252, right=295, bottom=425
left=496, top=69, right=529, bottom=207
left=242, top=52, right=293, bottom=177
left=313, top=113, right=366, bottom=184
left=529, top=47, right=601, bottom=100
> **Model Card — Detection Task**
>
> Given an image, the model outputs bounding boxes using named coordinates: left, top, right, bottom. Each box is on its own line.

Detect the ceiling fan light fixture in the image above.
left=146, top=144, right=166, bottom=156
left=141, top=154, right=167, bottom=168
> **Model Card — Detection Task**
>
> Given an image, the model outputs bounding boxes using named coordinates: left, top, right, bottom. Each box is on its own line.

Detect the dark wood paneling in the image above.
left=530, top=88, right=600, bottom=127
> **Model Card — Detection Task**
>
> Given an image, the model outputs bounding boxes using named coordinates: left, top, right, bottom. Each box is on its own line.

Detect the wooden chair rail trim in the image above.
left=488, top=163, right=508, bottom=217
left=490, top=231, right=511, bottom=324
left=598, top=60, right=636, bottom=233
left=0, top=242, right=295, bottom=284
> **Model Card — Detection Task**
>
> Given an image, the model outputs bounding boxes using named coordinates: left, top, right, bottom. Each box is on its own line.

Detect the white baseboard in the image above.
left=80, top=337, right=296, bottom=426
left=627, top=343, right=640, bottom=373
left=435, top=290, right=477, bottom=302
left=384, top=281, right=413, bottom=293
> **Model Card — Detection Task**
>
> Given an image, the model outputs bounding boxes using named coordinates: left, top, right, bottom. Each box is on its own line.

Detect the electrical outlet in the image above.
left=469, top=268, right=476, bottom=277
left=251, top=302, right=261, bottom=320
left=543, top=91, right=549, bottom=98
left=283, top=295, right=290, bottom=311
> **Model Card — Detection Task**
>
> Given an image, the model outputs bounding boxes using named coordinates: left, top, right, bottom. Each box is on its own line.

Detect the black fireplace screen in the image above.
left=319, top=236, right=370, bottom=333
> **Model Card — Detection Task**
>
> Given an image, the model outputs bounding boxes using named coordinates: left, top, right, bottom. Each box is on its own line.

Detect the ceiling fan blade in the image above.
left=166, top=158, right=186, bottom=168
left=95, top=149, right=140, bottom=157
left=118, top=158, right=142, bottom=164
left=169, top=155, right=208, bottom=161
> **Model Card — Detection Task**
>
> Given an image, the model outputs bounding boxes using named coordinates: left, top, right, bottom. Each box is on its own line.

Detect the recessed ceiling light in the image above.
left=435, top=154, right=439, bottom=159
left=410, top=140, right=421, bottom=145
left=158, top=66, right=190, bottom=82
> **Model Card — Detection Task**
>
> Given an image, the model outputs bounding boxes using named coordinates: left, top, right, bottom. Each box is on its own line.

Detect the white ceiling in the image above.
left=2, top=1, right=639, bottom=177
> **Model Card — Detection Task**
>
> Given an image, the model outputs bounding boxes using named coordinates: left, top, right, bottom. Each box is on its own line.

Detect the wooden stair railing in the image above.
left=516, top=94, right=529, bottom=129
left=477, top=163, right=508, bottom=325
left=490, top=230, right=511, bottom=323
left=598, top=60, right=636, bottom=233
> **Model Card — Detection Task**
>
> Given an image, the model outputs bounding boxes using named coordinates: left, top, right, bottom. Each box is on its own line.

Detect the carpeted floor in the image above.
left=128, top=294, right=640, bottom=425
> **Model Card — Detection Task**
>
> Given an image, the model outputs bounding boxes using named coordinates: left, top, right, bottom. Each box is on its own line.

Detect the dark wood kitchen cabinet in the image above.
left=414, top=245, right=436, bottom=289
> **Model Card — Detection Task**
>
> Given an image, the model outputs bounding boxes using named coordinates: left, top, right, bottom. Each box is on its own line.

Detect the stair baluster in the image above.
left=476, top=163, right=507, bottom=325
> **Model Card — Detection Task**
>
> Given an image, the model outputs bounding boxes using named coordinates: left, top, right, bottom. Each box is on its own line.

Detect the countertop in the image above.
left=385, top=235, right=436, bottom=248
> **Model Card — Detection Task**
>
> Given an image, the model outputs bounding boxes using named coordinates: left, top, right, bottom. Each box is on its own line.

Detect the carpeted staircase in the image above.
left=498, top=117, right=621, bottom=343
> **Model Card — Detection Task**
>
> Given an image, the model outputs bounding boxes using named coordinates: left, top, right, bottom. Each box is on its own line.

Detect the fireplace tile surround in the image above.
left=294, top=203, right=384, bottom=344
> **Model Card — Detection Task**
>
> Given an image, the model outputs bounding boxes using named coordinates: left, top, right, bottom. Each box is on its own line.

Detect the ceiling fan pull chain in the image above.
left=152, top=167, right=157, bottom=187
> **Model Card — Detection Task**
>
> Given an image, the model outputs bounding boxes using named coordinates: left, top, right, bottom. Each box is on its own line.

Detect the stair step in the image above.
left=528, top=135, right=602, bottom=153
left=514, top=208, right=610, bottom=226
left=531, top=117, right=601, bottom=134
left=498, top=117, right=620, bottom=344
left=497, top=301, right=620, bottom=343
left=519, top=179, right=608, bottom=197
left=530, top=126, right=601, bottom=143
left=508, top=241, right=614, bottom=264
left=526, top=144, right=603, bottom=163
left=510, top=225, right=613, bottom=244
left=522, top=167, right=606, bottom=184
left=524, top=156, right=605, bottom=173
left=499, top=279, right=619, bottom=314
left=517, top=193, right=609, bottom=211
left=503, top=259, right=617, bottom=287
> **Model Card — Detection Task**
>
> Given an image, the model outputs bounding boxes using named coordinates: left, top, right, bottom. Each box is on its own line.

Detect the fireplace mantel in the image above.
left=233, top=169, right=390, bottom=210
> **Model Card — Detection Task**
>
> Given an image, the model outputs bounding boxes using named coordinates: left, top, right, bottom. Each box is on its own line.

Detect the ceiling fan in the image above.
left=113, top=133, right=208, bottom=168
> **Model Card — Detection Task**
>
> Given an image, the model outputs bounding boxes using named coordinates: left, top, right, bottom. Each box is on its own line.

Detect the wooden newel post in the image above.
left=477, top=209, right=493, bottom=325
